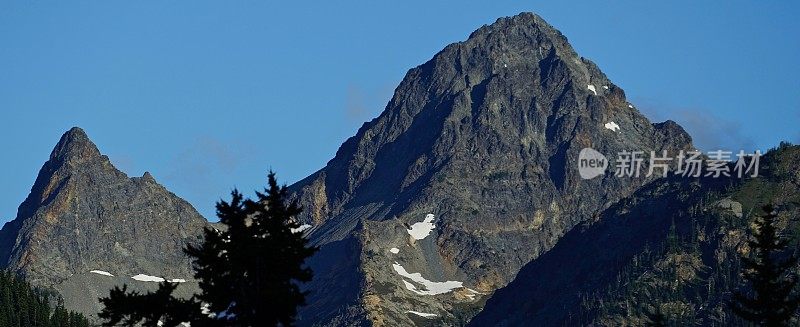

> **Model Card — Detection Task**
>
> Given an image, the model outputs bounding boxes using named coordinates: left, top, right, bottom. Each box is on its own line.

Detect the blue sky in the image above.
left=1, top=1, right=798, bottom=222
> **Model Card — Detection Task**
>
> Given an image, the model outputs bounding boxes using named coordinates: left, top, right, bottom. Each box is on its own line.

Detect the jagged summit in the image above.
left=0, top=127, right=208, bottom=321
left=48, top=127, right=102, bottom=163
left=478, top=12, right=552, bottom=30
left=13, top=128, right=117, bottom=222
left=466, top=12, right=572, bottom=54
left=466, top=11, right=604, bottom=86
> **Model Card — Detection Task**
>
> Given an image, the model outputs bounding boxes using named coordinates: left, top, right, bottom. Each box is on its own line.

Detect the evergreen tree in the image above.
left=99, top=282, right=200, bottom=326
left=731, top=204, right=799, bottom=326
left=100, top=172, right=318, bottom=326
left=0, top=271, right=90, bottom=327
left=666, top=219, right=680, bottom=254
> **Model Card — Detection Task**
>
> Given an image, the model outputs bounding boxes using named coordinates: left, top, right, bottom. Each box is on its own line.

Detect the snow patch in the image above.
left=402, top=280, right=426, bottom=295
left=393, top=262, right=463, bottom=295
left=628, top=104, right=634, bottom=109
left=604, top=121, right=621, bottom=132
left=90, top=270, right=114, bottom=277
left=602, top=85, right=609, bottom=90
left=587, top=84, right=597, bottom=95
left=407, top=310, right=438, bottom=318
left=390, top=247, right=400, bottom=254
left=464, top=288, right=485, bottom=300
left=290, top=224, right=312, bottom=234
left=132, top=274, right=165, bottom=282
left=170, top=279, right=187, bottom=283
left=407, top=214, right=436, bottom=240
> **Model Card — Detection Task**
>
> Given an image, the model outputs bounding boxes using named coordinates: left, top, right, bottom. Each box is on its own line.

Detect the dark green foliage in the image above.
left=100, top=172, right=318, bottom=326
left=0, top=271, right=90, bottom=327
left=99, top=282, right=200, bottom=326
left=188, top=172, right=318, bottom=326
left=580, top=225, right=709, bottom=326
left=565, top=146, right=800, bottom=326
left=731, top=204, right=799, bottom=326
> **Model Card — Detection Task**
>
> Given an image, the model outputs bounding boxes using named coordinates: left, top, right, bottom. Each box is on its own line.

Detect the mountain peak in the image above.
left=290, top=12, right=692, bottom=325
left=0, top=126, right=208, bottom=321
left=49, top=127, right=101, bottom=163
left=467, top=12, right=569, bottom=50
left=478, top=12, right=554, bottom=34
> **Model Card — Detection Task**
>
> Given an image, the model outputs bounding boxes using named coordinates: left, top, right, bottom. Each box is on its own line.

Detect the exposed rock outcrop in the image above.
left=0, top=127, right=208, bottom=321
left=291, top=12, right=693, bottom=326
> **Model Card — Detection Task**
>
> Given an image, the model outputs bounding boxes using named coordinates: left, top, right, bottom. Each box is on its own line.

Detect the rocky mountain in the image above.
left=6, top=12, right=784, bottom=327
left=290, top=12, right=693, bottom=326
left=471, top=143, right=800, bottom=326
left=0, top=127, right=208, bottom=321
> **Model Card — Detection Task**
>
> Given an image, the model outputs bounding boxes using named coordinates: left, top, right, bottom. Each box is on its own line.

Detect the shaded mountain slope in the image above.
left=472, top=144, right=800, bottom=326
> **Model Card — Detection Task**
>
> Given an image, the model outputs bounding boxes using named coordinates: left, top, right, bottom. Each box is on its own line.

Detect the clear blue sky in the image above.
left=1, top=1, right=798, bottom=222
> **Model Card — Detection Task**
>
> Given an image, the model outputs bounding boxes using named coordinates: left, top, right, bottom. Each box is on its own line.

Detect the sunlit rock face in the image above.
left=290, top=12, right=692, bottom=326
left=0, top=127, right=209, bottom=321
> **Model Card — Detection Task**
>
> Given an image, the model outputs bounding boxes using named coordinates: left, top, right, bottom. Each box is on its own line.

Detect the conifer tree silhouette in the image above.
left=731, top=204, right=799, bottom=326
left=100, top=172, right=317, bottom=326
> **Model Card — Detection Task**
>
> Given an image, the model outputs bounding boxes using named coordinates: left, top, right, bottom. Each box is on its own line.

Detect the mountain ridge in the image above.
left=290, top=12, right=694, bottom=326
left=0, top=12, right=721, bottom=326
left=0, top=127, right=209, bottom=321
left=471, top=144, right=800, bottom=325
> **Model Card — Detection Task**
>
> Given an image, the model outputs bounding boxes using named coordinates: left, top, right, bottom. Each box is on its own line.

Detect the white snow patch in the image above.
left=90, top=270, right=114, bottom=277
left=464, top=288, right=485, bottom=300
left=604, top=121, right=621, bottom=132
left=131, top=274, right=165, bottom=282
left=407, top=310, right=438, bottom=318
left=201, top=303, right=212, bottom=315
left=587, top=84, right=597, bottom=95
left=407, top=214, right=436, bottom=240
left=390, top=247, right=400, bottom=254
left=291, top=224, right=312, bottom=234
left=628, top=104, right=634, bottom=109
left=602, top=85, right=609, bottom=90
left=170, top=279, right=187, bottom=283
left=393, top=262, right=463, bottom=295
left=402, top=280, right=426, bottom=295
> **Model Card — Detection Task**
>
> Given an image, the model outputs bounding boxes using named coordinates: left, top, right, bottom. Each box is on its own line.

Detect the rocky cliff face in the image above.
left=0, top=127, right=208, bottom=321
left=472, top=145, right=800, bottom=326
left=291, top=12, right=693, bottom=326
